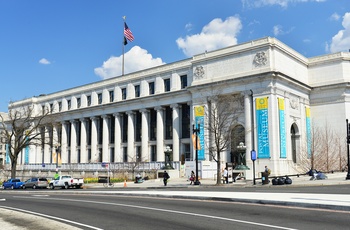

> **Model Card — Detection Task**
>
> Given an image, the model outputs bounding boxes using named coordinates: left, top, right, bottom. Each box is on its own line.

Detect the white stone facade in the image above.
left=8, top=37, right=350, bottom=179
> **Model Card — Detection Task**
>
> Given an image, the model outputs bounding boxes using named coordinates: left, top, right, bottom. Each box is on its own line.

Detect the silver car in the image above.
left=22, top=177, right=48, bottom=189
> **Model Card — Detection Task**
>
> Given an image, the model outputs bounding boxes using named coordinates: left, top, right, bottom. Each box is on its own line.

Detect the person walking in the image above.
left=163, top=170, right=170, bottom=186
left=190, top=171, right=195, bottom=185
left=223, top=167, right=228, bottom=184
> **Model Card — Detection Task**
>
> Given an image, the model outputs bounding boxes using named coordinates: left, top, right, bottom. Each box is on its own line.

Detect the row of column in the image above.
left=51, top=104, right=181, bottom=164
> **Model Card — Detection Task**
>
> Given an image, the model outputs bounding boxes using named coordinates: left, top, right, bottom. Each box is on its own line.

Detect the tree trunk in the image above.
left=11, top=161, right=17, bottom=178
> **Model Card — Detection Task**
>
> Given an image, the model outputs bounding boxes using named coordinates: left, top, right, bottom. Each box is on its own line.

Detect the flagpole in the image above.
left=122, top=16, right=126, bottom=76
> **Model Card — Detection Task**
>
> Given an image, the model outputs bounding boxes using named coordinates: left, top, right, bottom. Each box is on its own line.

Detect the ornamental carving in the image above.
left=290, top=96, right=299, bottom=110
left=194, top=66, right=205, bottom=79
left=253, top=51, right=267, bottom=67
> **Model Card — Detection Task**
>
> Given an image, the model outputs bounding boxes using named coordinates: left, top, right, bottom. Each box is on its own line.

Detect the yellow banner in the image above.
left=256, top=97, right=268, bottom=110
left=278, top=98, right=285, bottom=111
left=194, top=106, right=205, bottom=117
left=306, top=107, right=310, bottom=118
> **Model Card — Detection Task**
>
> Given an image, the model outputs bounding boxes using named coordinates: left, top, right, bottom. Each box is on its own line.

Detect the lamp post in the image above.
left=250, top=89, right=256, bottom=185
left=346, top=119, right=350, bottom=180
left=193, top=123, right=201, bottom=185
left=55, top=144, right=60, bottom=169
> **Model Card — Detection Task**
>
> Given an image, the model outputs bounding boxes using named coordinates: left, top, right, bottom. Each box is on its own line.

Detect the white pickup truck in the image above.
left=49, top=175, right=84, bottom=189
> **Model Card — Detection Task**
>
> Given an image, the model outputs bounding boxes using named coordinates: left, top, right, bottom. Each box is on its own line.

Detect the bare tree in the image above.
left=0, top=104, right=52, bottom=178
left=205, top=94, right=244, bottom=185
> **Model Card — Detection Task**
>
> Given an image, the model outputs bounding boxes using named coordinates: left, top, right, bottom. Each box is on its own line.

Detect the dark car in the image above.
left=22, top=177, right=48, bottom=189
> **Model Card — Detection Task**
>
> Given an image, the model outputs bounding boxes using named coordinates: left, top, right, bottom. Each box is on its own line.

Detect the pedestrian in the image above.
left=54, top=172, right=60, bottom=180
left=163, top=170, right=170, bottom=186
left=190, top=170, right=195, bottom=185
left=265, top=166, right=271, bottom=175
left=223, top=167, right=228, bottom=184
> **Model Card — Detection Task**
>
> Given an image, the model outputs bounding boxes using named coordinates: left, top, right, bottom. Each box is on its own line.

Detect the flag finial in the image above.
left=122, top=16, right=126, bottom=21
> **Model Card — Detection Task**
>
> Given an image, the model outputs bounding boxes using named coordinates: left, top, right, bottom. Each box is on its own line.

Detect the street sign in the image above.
left=251, top=150, right=257, bottom=161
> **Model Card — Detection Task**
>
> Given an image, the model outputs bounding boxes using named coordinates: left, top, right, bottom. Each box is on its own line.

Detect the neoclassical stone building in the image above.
left=8, top=37, right=350, bottom=178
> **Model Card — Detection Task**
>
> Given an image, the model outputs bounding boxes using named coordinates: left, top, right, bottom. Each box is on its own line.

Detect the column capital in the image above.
left=113, top=112, right=120, bottom=117
left=170, top=103, right=180, bottom=109
left=125, top=111, right=135, bottom=116
left=155, top=106, right=164, bottom=111
left=139, top=108, right=149, bottom=114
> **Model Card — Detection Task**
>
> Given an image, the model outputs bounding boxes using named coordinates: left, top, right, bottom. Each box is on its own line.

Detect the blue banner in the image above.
left=256, top=97, right=270, bottom=158
left=5, top=144, right=10, bottom=164
left=194, top=106, right=205, bottom=160
left=25, top=137, right=29, bottom=164
left=278, top=98, right=287, bottom=158
left=306, top=107, right=311, bottom=158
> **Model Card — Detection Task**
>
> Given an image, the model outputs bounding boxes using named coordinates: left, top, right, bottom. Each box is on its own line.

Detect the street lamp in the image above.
left=346, top=119, right=350, bottom=180
left=192, top=123, right=201, bottom=185
left=234, top=142, right=250, bottom=171
left=163, top=146, right=174, bottom=170
left=55, top=144, right=61, bottom=169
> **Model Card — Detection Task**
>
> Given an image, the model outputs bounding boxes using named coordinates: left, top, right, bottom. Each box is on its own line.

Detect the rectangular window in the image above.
left=135, top=112, right=141, bottom=142
left=149, top=82, right=155, bottom=95
left=87, top=95, right=91, bottom=106
left=165, top=106, right=172, bottom=139
left=181, top=104, right=190, bottom=138
left=67, top=100, right=71, bottom=110
left=164, top=79, right=170, bottom=92
left=180, top=75, right=188, bottom=89
left=135, top=85, right=140, bottom=98
left=98, top=93, right=102, bottom=104
left=150, top=145, right=156, bottom=161
left=149, top=109, right=157, bottom=140
left=122, top=88, right=127, bottom=100
left=50, top=103, right=53, bottom=113
left=77, top=98, right=81, bottom=108
left=58, top=101, right=62, bottom=112
left=109, top=90, right=114, bottom=102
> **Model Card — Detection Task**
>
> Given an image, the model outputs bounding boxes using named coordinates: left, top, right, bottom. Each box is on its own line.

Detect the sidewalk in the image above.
left=83, top=172, right=350, bottom=211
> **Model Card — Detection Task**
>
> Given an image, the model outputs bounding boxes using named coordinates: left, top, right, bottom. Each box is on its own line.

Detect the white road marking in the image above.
left=14, top=195, right=298, bottom=230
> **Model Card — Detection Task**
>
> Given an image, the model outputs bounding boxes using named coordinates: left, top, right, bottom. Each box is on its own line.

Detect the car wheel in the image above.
left=49, top=184, right=54, bottom=190
left=64, top=183, right=69, bottom=189
left=22, top=185, right=26, bottom=189
left=11, top=185, right=14, bottom=190
left=33, top=185, right=36, bottom=189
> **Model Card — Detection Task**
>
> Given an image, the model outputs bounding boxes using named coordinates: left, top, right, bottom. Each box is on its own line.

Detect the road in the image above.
left=1, top=188, right=349, bottom=230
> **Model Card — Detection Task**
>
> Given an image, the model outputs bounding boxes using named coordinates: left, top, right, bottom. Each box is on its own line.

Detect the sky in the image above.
left=1, top=0, right=350, bottom=112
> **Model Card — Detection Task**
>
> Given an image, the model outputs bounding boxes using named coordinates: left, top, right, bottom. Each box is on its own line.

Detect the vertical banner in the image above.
left=306, top=107, right=311, bottom=158
left=278, top=98, right=287, bottom=158
left=256, top=97, right=270, bottom=158
left=194, top=106, right=205, bottom=160
left=5, top=143, right=10, bottom=164
left=24, top=142, right=29, bottom=164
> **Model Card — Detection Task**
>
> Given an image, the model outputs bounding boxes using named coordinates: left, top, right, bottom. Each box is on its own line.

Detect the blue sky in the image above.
left=1, top=0, right=349, bottom=112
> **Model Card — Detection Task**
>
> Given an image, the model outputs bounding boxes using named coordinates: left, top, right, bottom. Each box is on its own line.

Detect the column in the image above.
left=52, top=124, right=59, bottom=166
left=102, top=115, right=109, bottom=162
left=140, top=109, right=149, bottom=161
left=90, top=117, right=98, bottom=162
left=126, top=111, right=135, bottom=160
left=244, top=91, right=253, bottom=174
left=114, top=113, right=122, bottom=162
left=155, top=106, right=164, bottom=161
left=70, top=120, right=77, bottom=163
left=80, top=118, right=87, bottom=163
left=171, top=104, right=180, bottom=162
left=44, top=126, right=51, bottom=163
left=61, top=121, right=68, bottom=163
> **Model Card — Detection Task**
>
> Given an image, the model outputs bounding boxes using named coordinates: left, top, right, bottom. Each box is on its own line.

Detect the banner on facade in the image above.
left=306, top=107, right=311, bottom=158
left=194, top=106, right=205, bottom=160
left=256, top=97, right=270, bottom=158
left=5, top=143, right=10, bottom=164
left=278, top=98, right=287, bottom=158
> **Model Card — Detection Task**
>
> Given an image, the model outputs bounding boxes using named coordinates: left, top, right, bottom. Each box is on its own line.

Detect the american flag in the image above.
left=124, top=22, right=134, bottom=42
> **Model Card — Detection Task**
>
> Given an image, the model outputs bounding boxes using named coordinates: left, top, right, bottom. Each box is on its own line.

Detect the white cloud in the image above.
left=241, top=0, right=325, bottom=8
left=39, top=58, right=50, bottom=65
left=185, top=23, right=193, bottom=32
left=328, top=12, right=350, bottom=53
left=273, top=25, right=283, bottom=36
left=176, top=16, right=242, bottom=57
left=94, top=46, right=165, bottom=79
left=330, top=12, right=340, bottom=21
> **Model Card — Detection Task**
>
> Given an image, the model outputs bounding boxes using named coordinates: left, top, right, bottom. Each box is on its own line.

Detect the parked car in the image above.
left=2, top=178, right=24, bottom=189
left=49, top=175, right=84, bottom=189
left=22, top=177, right=48, bottom=189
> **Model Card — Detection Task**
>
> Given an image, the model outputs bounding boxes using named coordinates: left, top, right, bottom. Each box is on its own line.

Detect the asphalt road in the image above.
left=1, top=189, right=349, bottom=230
